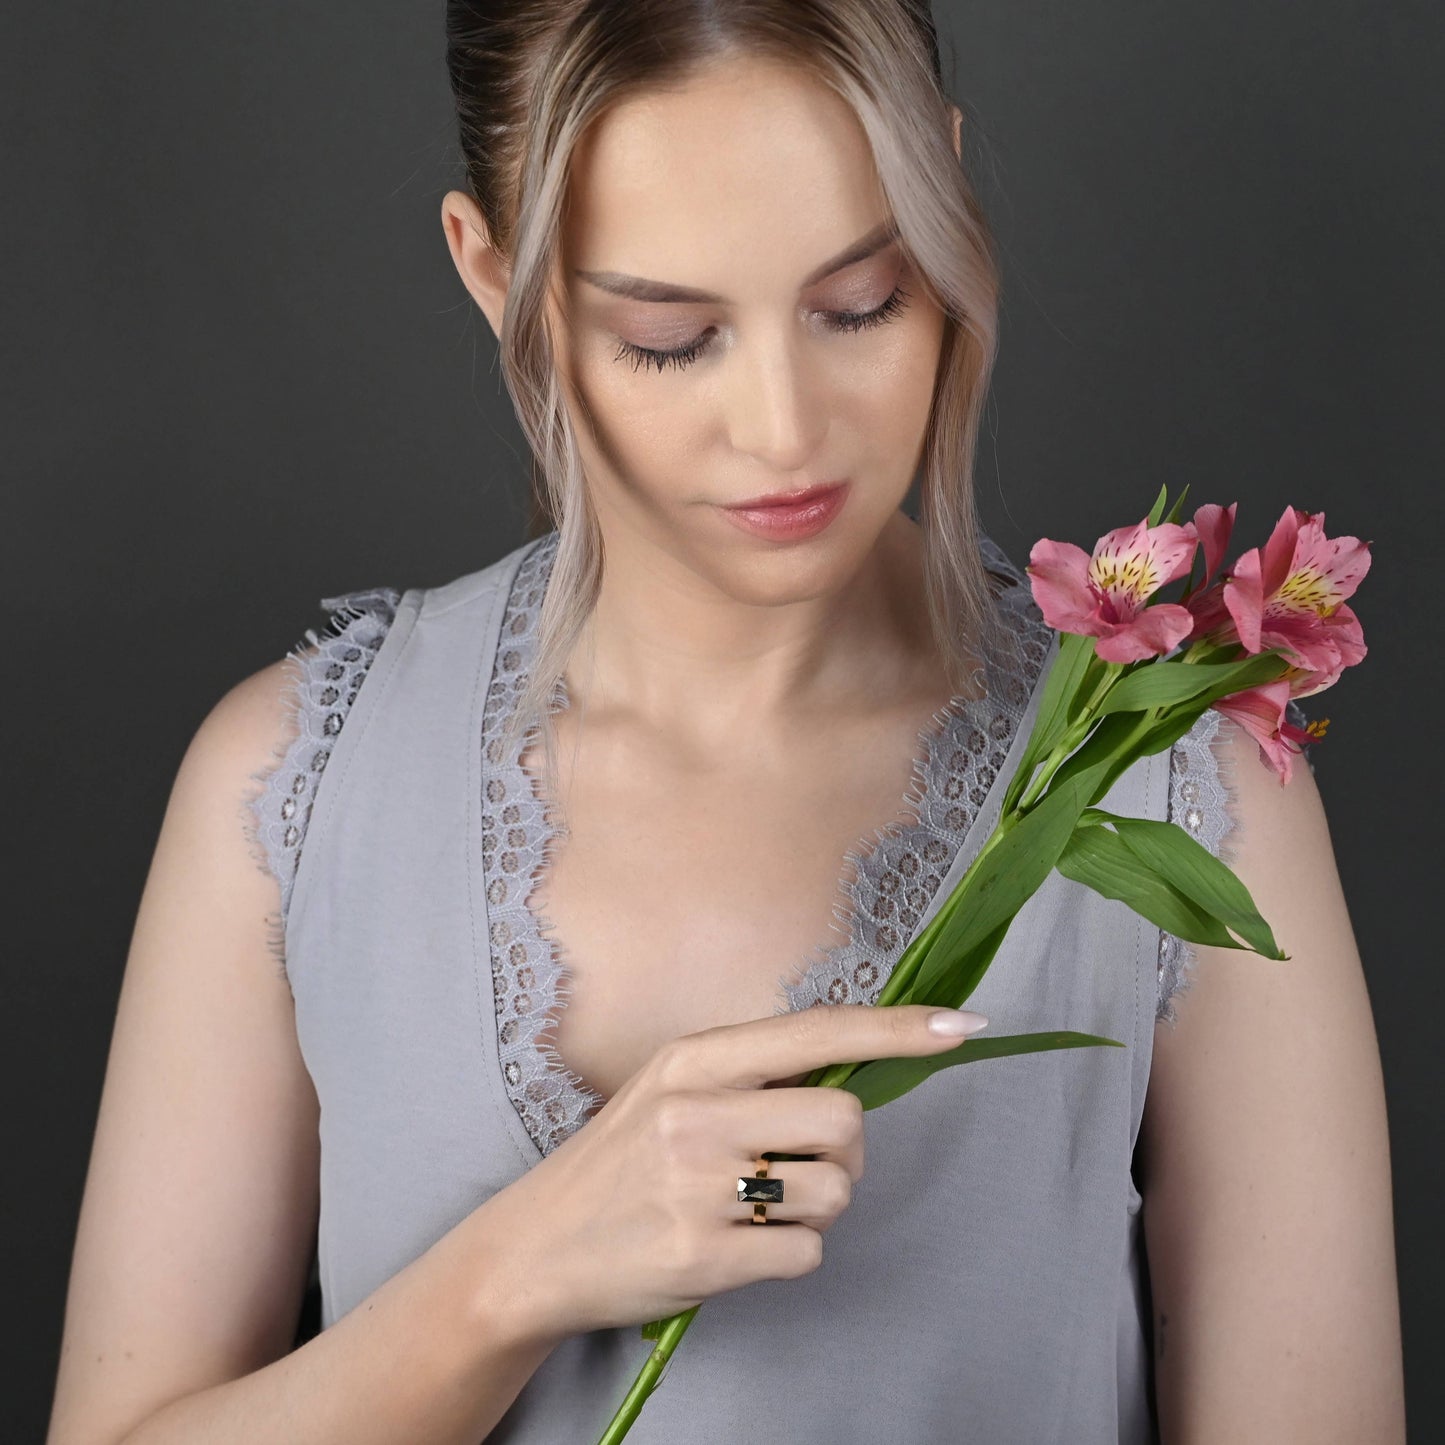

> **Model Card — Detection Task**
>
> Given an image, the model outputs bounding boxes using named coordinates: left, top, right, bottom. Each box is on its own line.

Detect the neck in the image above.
left=562, top=509, right=949, bottom=751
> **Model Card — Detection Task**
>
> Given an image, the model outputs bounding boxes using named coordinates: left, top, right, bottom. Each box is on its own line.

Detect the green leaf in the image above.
left=1096, top=653, right=1288, bottom=716
left=843, top=1030, right=1125, bottom=1111
left=1005, top=631, right=1092, bottom=812
left=817, top=910, right=1013, bottom=1085
left=1048, top=711, right=1159, bottom=797
left=1146, top=484, right=1169, bottom=526
left=899, top=915, right=1012, bottom=1015
left=911, top=759, right=1112, bottom=998
left=1050, top=686, right=1257, bottom=808
left=1093, top=810, right=1289, bottom=959
left=1059, top=701, right=1220, bottom=812
left=1034, top=631, right=1094, bottom=734
left=1161, top=484, right=1191, bottom=526
left=1057, top=823, right=1244, bottom=949
left=1133, top=702, right=1214, bottom=760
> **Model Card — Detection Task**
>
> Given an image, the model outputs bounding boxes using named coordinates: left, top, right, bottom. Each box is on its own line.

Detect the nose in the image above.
left=725, top=323, right=829, bottom=473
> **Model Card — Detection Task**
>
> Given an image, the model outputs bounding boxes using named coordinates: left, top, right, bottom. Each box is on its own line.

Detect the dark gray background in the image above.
left=6, top=2, right=1439, bottom=1437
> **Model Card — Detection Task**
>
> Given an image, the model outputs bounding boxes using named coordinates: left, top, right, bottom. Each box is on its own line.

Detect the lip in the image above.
left=728, top=481, right=847, bottom=509
left=718, top=480, right=850, bottom=542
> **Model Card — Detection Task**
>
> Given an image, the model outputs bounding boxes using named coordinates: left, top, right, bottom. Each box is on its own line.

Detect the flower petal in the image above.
left=1272, top=513, right=1372, bottom=617
left=1191, top=502, right=1237, bottom=587
left=1223, top=547, right=1266, bottom=653
left=1260, top=505, right=1306, bottom=600
left=1092, top=602, right=1196, bottom=663
left=1278, top=603, right=1368, bottom=697
left=1150, top=521, right=1202, bottom=587
left=1214, top=679, right=1299, bottom=785
left=1184, top=577, right=1234, bottom=643
left=1087, top=518, right=1198, bottom=621
left=1026, top=539, right=1101, bottom=634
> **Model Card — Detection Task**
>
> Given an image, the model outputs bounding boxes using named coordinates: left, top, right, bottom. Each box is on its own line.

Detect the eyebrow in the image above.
left=573, top=218, right=900, bottom=304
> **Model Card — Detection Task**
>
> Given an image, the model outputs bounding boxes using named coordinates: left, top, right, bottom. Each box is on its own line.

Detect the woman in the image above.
left=47, top=3, right=1404, bottom=1442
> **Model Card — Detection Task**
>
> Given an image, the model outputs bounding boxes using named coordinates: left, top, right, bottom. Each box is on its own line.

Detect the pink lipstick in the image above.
left=719, top=481, right=849, bottom=541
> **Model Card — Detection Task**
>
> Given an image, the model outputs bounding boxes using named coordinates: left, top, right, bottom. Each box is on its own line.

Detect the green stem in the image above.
left=1002, top=656, right=1121, bottom=818
left=871, top=806, right=1023, bottom=1016
left=596, top=1306, right=702, bottom=1444
left=1015, top=738, right=1070, bottom=813
left=1016, top=694, right=1108, bottom=812
left=1078, top=659, right=1125, bottom=718
left=595, top=1140, right=816, bottom=1440
left=812, top=812, right=1025, bottom=1093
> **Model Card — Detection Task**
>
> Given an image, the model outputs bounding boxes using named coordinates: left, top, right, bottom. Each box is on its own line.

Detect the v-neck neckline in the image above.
left=479, top=531, right=1055, bottom=1159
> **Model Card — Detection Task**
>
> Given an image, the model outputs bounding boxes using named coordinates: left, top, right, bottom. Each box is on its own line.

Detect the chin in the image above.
left=695, top=514, right=884, bottom=606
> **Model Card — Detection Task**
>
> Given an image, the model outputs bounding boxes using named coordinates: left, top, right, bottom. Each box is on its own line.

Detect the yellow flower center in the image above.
left=1275, top=566, right=1340, bottom=618
left=1089, top=552, right=1157, bottom=605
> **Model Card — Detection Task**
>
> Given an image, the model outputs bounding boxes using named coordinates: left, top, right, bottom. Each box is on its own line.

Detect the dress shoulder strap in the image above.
left=244, top=586, right=402, bottom=984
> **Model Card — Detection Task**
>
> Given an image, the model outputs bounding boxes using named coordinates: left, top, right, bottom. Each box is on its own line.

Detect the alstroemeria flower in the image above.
left=1028, top=516, right=1199, bottom=663
left=1190, top=501, right=1237, bottom=590
left=1181, top=502, right=1238, bottom=642
left=1213, top=678, right=1318, bottom=786
left=1222, top=506, right=1370, bottom=698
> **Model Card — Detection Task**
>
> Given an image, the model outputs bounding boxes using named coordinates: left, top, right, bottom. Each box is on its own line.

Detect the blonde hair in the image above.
left=445, top=0, right=1005, bottom=778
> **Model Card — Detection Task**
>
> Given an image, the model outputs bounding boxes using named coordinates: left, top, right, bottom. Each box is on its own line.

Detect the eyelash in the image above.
left=612, top=283, right=912, bottom=374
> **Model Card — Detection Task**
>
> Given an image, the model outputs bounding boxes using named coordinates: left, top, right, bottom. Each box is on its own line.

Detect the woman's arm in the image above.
left=46, top=660, right=563, bottom=1445
left=1138, top=722, right=1406, bottom=1443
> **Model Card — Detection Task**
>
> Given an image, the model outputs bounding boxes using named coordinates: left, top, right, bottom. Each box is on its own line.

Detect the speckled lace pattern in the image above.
left=481, top=531, right=1061, bottom=1158
left=769, top=544, right=1054, bottom=1021
left=479, top=538, right=601, bottom=1154
left=1157, top=698, right=1315, bottom=1027
left=243, top=586, right=402, bottom=985
left=244, top=539, right=1303, bottom=1138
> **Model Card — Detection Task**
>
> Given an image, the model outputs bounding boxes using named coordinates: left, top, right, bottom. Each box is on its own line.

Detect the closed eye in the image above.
left=612, top=284, right=912, bottom=375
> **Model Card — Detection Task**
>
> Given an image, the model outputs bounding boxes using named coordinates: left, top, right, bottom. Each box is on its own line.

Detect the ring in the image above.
left=737, top=1155, right=784, bottom=1223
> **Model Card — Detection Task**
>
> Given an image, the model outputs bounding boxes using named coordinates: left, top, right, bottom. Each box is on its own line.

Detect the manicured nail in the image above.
left=928, top=1009, right=989, bottom=1037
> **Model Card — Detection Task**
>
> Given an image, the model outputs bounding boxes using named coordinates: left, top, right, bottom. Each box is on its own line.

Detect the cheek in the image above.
left=844, top=306, right=946, bottom=453
left=569, top=345, right=705, bottom=493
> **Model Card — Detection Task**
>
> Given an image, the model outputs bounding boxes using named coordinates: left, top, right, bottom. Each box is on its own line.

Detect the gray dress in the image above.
left=245, top=528, right=1271, bottom=1443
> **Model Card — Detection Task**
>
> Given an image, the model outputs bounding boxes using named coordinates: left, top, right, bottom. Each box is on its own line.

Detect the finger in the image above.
left=715, top=1215, right=825, bottom=1284
left=676, top=1002, right=989, bottom=1094
left=717, top=1084, right=866, bottom=1182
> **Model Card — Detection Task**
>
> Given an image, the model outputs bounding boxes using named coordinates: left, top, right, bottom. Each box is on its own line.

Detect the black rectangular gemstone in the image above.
left=737, top=1175, right=784, bottom=1203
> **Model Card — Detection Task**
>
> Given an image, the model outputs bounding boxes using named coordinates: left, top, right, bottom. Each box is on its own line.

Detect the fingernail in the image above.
left=928, top=1009, right=989, bottom=1037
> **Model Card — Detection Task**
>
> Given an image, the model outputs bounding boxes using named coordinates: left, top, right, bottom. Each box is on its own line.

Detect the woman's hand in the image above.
left=486, top=1003, right=988, bottom=1340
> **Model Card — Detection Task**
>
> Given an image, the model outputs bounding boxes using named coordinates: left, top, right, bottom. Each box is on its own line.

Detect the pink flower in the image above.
left=1213, top=679, right=1320, bottom=786
left=1190, top=501, right=1237, bottom=590
left=1027, top=516, right=1199, bottom=663
left=1221, top=506, right=1370, bottom=698
left=1182, top=501, right=1239, bottom=641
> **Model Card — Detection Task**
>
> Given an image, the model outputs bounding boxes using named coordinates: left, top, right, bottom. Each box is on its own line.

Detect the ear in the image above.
left=440, top=191, right=510, bottom=339
left=948, top=103, right=963, bottom=163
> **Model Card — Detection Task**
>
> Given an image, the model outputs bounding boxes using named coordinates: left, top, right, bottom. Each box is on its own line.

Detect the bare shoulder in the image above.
left=209, top=653, right=305, bottom=753
left=204, top=653, right=308, bottom=784
left=47, top=656, right=322, bottom=1445
left=1138, top=718, right=1405, bottom=1441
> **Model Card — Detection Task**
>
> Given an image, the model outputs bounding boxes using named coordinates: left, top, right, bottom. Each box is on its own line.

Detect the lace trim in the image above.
left=480, top=531, right=1054, bottom=1158
left=1157, top=696, right=1316, bottom=1026
left=243, top=586, right=401, bottom=987
left=774, top=550, right=1053, bottom=1016
left=480, top=540, right=602, bottom=1153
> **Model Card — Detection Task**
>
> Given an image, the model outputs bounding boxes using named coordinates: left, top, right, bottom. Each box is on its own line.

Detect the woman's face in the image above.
left=551, top=52, right=952, bottom=604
